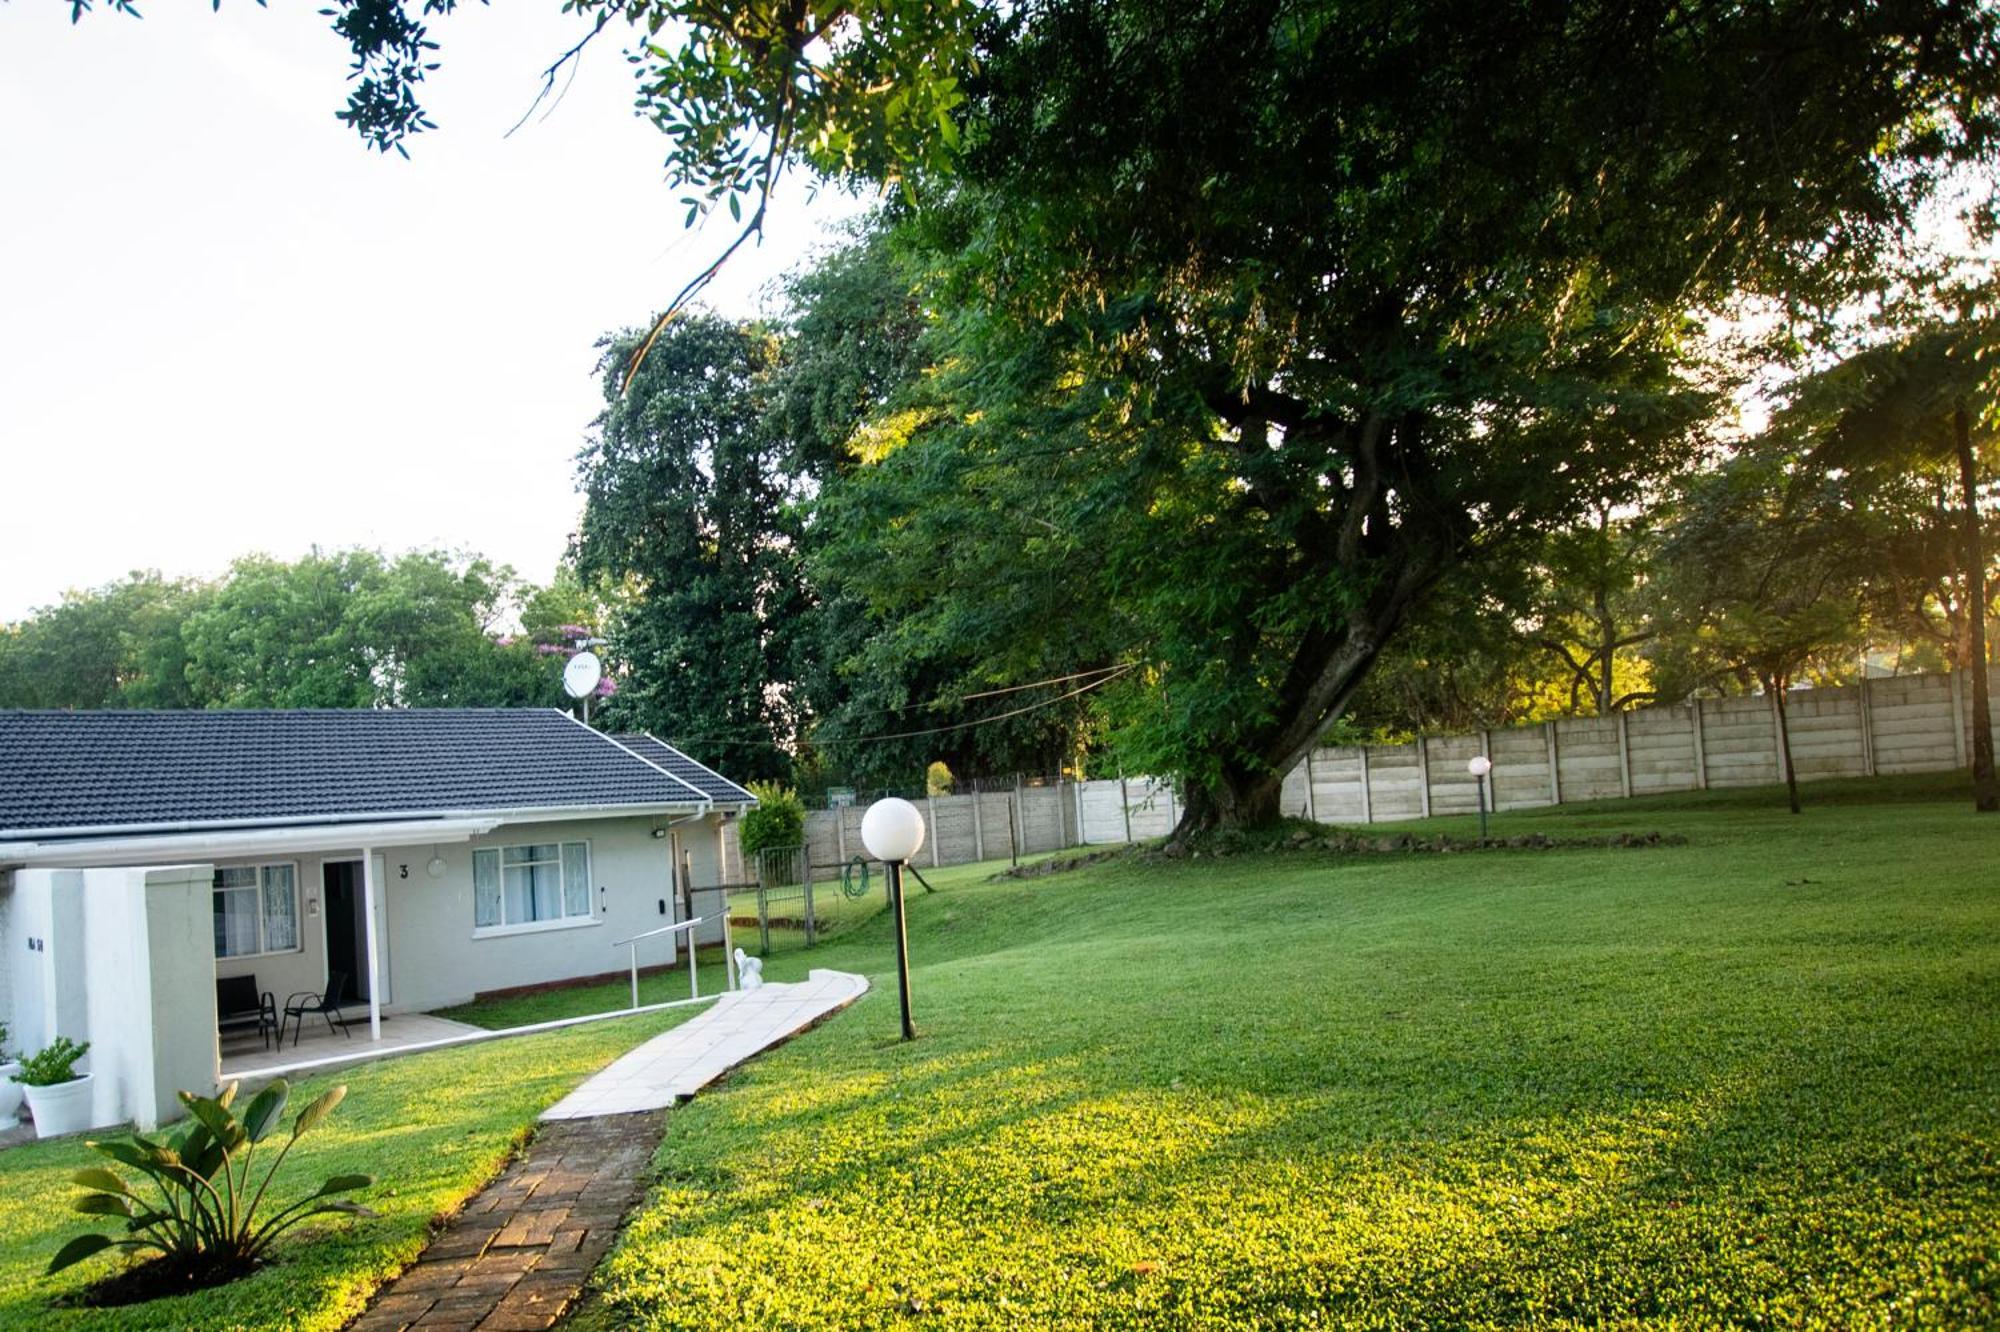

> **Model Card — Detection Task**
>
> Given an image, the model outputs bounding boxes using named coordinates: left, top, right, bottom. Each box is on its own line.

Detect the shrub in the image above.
left=48, top=1079, right=374, bottom=1284
left=18, top=1036, right=89, bottom=1087
left=740, top=783, right=806, bottom=856
left=926, top=761, right=955, bottom=796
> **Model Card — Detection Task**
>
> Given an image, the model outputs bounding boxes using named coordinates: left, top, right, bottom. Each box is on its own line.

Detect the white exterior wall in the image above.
left=1, top=865, right=213, bottom=1131
left=204, top=811, right=731, bottom=1015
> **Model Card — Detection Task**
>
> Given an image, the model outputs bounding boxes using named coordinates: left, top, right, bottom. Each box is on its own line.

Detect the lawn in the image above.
left=0, top=1006, right=701, bottom=1330
left=578, top=773, right=2000, bottom=1329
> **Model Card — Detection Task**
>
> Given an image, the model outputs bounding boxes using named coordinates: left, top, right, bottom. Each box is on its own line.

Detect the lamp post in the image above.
left=861, top=797, right=926, bottom=1041
left=1467, top=755, right=1493, bottom=841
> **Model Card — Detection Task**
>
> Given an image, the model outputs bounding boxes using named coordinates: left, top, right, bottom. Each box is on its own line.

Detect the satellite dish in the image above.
left=563, top=651, right=603, bottom=700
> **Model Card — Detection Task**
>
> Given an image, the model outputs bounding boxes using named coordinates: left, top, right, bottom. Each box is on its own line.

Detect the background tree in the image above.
left=1525, top=510, right=1660, bottom=717
left=574, top=315, right=808, bottom=782
left=1652, top=451, right=1875, bottom=814
left=1, top=549, right=570, bottom=711
left=1794, top=297, right=2000, bottom=809
left=0, top=572, right=206, bottom=709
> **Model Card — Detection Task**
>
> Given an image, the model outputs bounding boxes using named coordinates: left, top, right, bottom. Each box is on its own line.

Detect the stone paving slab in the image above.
left=539, top=969, right=868, bottom=1120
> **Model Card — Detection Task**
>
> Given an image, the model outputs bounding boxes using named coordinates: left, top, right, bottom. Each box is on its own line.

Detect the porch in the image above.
left=220, top=1010, right=488, bottom=1081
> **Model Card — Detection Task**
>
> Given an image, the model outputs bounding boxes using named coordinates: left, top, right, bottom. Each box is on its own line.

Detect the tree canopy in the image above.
left=0, top=549, right=582, bottom=712
left=56, top=0, right=2000, bottom=828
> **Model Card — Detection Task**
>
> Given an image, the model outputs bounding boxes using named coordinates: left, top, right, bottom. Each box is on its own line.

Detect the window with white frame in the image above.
left=213, top=863, right=300, bottom=958
left=472, top=842, right=592, bottom=931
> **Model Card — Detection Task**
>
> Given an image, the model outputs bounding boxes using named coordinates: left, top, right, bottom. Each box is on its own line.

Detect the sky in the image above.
left=0, top=2, right=863, bottom=620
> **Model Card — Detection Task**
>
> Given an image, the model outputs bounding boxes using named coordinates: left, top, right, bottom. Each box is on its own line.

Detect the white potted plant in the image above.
left=0, top=1023, right=22, bottom=1131
left=19, top=1036, right=92, bottom=1139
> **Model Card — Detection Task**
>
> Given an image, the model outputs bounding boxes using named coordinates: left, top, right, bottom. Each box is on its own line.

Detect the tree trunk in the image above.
left=1168, top=558, right=1441, bottom=843
left=1770, top=672, right=1801, bottom=816
left=1955, top=400, right=1997, bottom=812
left=1173, top=763, right=1288, bottom=836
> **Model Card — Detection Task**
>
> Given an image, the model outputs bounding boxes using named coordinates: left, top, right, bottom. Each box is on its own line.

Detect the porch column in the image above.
left=361, top=848, right=382, bottom=1041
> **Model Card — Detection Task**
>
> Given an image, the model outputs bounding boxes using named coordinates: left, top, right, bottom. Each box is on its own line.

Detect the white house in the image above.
left=0, top=708, right=755, bottom=1130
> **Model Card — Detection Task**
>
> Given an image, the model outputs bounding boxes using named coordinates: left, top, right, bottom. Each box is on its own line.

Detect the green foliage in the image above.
left=738, top=783, right=804, bottom=856
left=49, top=1080, right=375, bottom=1282
left=924, top=761, right=954, bottom=796
left=591, top=775, right=2000, bottom=1328
left=0, top=572, right=206, bottom=710
left=17, top=1037, right=89, bottom=1089
left=0, top=550, right=577, bottom=712
left=806, top=0, right=2000, bottom=829
left=575, top=315, right=806, bottom=781
left=1790, top=292, right=2000, bottom=669
left=1652, top=449, right=1874, bottom=701
left=0, top=1021, right=11, bottom=1063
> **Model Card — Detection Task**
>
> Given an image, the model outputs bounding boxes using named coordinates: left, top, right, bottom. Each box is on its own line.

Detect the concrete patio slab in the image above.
left=222, top=1012, right=488, bottom=1082
left=539, top=969, right=867, bottom=1120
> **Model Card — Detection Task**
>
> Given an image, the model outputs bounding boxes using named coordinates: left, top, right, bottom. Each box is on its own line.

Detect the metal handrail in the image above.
left=611, top=916, right=707, bottom=1009
left=609, top=916, right=704, bottom=948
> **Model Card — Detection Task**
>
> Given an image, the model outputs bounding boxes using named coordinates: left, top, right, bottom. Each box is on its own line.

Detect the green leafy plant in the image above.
left=17, top=1037, right=89, bottom=1087
left=47, top=1080, right=374, bottom=1282
left=740, top=782, right=806, bottom=856
left=0, top=1021, right=11, bottom=1063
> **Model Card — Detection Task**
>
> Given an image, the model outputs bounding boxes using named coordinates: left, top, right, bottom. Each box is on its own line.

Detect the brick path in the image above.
left=349, top=1110, right=665, bottom=1332
left=347, top=971, right=867, bottom=1331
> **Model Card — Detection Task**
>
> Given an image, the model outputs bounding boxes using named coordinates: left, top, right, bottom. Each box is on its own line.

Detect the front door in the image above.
left=322, top=862, right=366, bottom=1003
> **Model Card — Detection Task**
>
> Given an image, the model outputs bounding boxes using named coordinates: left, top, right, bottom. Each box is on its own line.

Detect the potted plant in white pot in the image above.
left=0, top=1023, right=22, bottom=1130
left=19, top=1036, right=92, bottom=1139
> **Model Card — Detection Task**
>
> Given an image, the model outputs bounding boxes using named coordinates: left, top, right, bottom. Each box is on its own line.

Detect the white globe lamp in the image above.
left=861, top=797, right=927, bottom=1041
left=1467, top=755, right=1494, bottom=839
left=861, top=797, right=927, bottom=864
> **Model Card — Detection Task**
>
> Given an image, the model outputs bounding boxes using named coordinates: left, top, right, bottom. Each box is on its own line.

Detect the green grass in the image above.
left=579, top=772, right=2000, bottom=1329
left=0, top=1006, right=702, bottom=1330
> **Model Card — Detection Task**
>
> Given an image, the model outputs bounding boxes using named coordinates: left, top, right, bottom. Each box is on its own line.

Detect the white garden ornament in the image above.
left=733, top=947, right=764, bottom=990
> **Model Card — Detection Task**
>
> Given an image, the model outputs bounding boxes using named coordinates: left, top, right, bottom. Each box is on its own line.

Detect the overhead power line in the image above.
left=661, top=662, right=1139, bottom=751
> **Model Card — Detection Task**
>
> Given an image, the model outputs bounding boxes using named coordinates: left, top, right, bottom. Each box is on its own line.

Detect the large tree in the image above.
left=826, top=0, right=1999, bottom=832
left=69, top=0, right=2000, bottom=831
left=574, top=315, right=809, bottom=782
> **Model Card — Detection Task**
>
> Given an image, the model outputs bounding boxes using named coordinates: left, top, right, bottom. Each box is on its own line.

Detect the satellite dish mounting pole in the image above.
left=563, top=648, right=605, bottom=727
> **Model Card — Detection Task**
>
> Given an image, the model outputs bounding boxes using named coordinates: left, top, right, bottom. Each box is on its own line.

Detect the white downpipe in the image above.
left=362, top=848, right=382, bottom=1042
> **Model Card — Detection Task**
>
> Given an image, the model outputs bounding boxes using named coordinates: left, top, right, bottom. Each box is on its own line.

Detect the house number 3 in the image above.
left=398, top=864, right=409, bottom=879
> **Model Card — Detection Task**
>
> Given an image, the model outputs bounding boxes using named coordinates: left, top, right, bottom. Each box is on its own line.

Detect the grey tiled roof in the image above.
left=0, top=709, right=731, bottom=839
left=612, top=734, right=759, bottom=806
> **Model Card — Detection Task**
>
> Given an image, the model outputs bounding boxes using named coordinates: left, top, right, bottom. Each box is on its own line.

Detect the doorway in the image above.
left=322, top=861, right=367, bottom=1003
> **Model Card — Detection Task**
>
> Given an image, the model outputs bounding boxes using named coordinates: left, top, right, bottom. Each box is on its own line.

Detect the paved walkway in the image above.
left=346, top=970, right=866, bottom=1331
left=350, top=1112, right=663, bottom=1332
left=541, top=968, right=869, bottom=1120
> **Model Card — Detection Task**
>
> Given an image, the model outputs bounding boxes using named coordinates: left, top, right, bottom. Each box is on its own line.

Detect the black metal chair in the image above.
left=281, top=973, right=352, bottom=1048
left=216, top=974, right=279, bottom=1050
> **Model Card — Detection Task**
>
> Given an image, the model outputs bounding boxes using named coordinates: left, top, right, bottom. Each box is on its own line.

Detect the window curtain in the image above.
left=562, top=843, right=591, bottom=917
left=473, top=849, right=502, bottom=928
left=261, top=864, right=298, bottom=952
